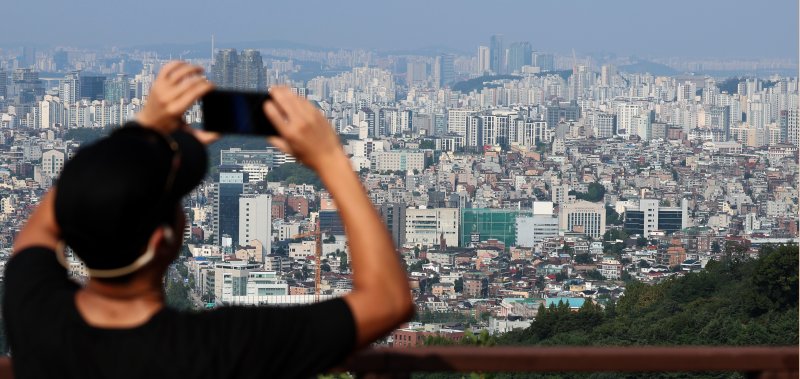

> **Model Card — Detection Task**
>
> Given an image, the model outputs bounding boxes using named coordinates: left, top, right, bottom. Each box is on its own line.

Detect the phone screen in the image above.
left=201, top=90, right=278, bottom=136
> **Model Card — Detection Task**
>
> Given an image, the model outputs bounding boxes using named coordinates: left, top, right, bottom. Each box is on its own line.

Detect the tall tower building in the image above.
left=489, top=35, right=504, bottom=74
left=21, top=47, right=36, bottom=68
left=237, top=49, right=266, bottom=90
left=478, top=46, right=491, bottom=74
left=0, top=69, right=7, bottom=99
left=59, top=71, right=81, bottom=104
left=507, top=42, right=532, bottom=74
left=434, top=54, right=455, bottom=87
left=53, top=50, right=69, bottom=72
left=212, top=48, right=239, bottom=88
left=786, top=109, right=799, bottom=146
left=214, top=165, right=250, bottom=248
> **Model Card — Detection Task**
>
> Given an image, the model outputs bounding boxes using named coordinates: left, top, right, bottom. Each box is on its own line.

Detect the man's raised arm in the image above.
left=264, top=88, right=414, bottom=348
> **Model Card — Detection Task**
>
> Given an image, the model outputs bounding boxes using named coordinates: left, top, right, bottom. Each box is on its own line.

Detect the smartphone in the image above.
left=201, top=90, right=278, bottom=136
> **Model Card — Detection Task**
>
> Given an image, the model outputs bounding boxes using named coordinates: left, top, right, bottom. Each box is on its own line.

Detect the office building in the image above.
left=379, top=203, right=406, bottom=248
left=53, top=50, right=69, bottom=71
left=460, top=208, right=531, bottom=247
left=623, top=199, right=689, bottom=237
left=489, top=35, right=504, bottom=74
left=559, top=201, right=605, bottom=239
left=319, top=210, right=345, bottom=236
left=80, top=75, right=106, bottom=101
left=239, top=194, right=272, bottom=258
left=21, top=47, right=36, bottom=67
left=516, top=202, right=559, bottom=247
left=214, top=262, right=287, bottom=304
left=545, top=101, right=581, bottom=128
left=372, top=150, right=425, bottom=172
left=507, top=42, right=532, bottom=74
left=41, top=149, right=65, bottom=181
left=532, top=52, right=554, bottom=72
left=435, top=54, right=455, bottom=87
left=590, top=112, right=616, bottom=138
left=0, top=69, right=7, bottom=99
left=13, top=68, right=44, bottom=104
left=213, top=166, right=250, bottom=247
left=405, top=207, right=459, bottom=247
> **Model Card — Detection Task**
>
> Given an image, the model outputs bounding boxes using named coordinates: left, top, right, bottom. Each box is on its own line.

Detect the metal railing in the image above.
left=336, top=346, right=799, bottom=378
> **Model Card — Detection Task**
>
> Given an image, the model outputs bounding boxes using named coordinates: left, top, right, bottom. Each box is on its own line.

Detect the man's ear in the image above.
left=162, top=225, right=176, bottom=246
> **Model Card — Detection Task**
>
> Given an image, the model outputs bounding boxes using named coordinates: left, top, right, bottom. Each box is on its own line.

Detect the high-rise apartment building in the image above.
left=600, top=64, right=617, bottom=86
left=59, top=71, right=81, bottom=104
left=782, top=109, right=799, bottom=146
left=104, top=74, right=129, bottom=103
left=478, top=46, right=491, bottom=74
left=447, top=109, right=473, bottom=137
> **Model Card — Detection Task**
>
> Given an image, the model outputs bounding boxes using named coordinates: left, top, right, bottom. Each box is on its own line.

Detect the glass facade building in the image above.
left=459, top=208, right=531, bottom=247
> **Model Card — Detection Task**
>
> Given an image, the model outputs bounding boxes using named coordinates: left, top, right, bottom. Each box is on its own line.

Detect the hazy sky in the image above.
left=1, top=0, right=797, bottom=59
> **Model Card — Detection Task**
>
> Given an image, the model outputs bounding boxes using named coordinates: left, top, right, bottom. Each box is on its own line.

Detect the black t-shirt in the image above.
left=2, top=247, right=356, bottom=379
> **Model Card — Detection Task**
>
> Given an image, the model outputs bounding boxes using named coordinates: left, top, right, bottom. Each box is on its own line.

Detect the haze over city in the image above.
left=1, top=0, right=798, bottom=60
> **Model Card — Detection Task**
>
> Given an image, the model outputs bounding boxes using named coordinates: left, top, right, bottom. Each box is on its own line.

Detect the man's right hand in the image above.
left=137, top=61, right=214, bottom=134
left=262, top=87, right=346, bottom=172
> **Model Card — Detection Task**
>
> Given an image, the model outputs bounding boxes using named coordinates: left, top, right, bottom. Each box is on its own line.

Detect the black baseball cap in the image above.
left=55, top=124, right=207, bottom=278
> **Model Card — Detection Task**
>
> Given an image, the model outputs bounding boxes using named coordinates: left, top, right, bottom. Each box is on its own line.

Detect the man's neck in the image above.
left=75, top=273, right=166, bottom=329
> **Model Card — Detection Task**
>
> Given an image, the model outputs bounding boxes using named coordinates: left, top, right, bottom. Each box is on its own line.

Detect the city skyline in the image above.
left=1, top=0, right=798, bottom=60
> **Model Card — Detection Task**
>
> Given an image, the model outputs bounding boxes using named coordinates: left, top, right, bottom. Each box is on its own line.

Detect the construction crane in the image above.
left=291, top=222, right=323, bottom=302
